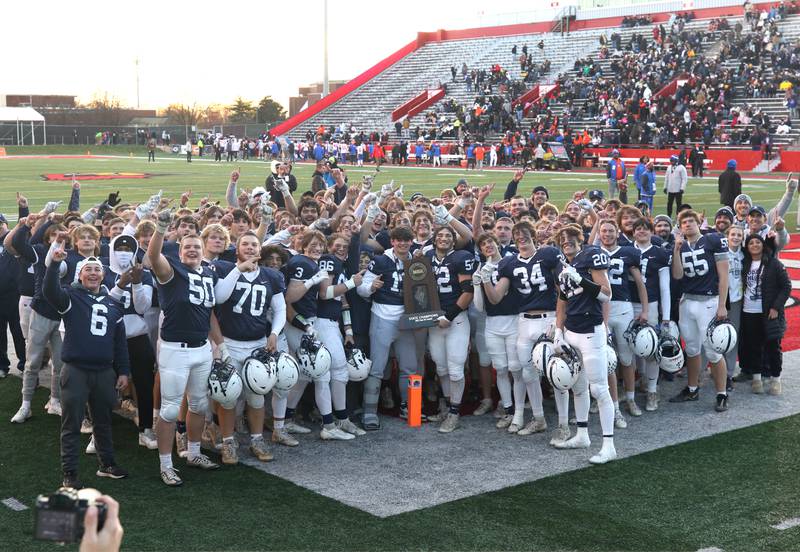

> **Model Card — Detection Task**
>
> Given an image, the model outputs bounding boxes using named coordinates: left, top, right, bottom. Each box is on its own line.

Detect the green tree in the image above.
left=256, top=96, right=287, bottom=124
left=228, top=97, right=257, bottom=123
left=164, top=103, right=202, bottom=125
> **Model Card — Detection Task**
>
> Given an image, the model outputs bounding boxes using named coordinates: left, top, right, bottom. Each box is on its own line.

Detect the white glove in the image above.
left=147, top=190, right=163, bottom=210
left=135, top=202, right=154, bottom=221
left=433, top=204, right=454, bottom=226
left=479, top=262, right=496, bottom=282
left=380, top=182, right=394, bottom=199
left=217, top=343, right=231, bottom=363
left=260, top=196, right=274, bottom=218
left=362, top=176, right=374, bottom=192
left=310, top=218, right=330, bottom=231
left=472, top=271, right=483, bottom=286
left=560, top=263, right=582, bottom=286
left=554, top=328, right=567, bottom=354
left=394, top=184, right=404, bottom=199
left=304, top=270, right=329, bottom=289
left=577, top=198, right=593, bottom=211
left=363, top=192, right=378, bottom=205
left=366, top=204, right=381, bottom=222
left=275, top=178, right=290, bottom=195
left=457, top=195, right=473, bottom=209
left=43, top=201, right=62, bottom=214
left=156, top=208, right=174, bottom=234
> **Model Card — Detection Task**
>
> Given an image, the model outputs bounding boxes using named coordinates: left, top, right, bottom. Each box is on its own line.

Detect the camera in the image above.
left=34, top=487, right=106, bottom=544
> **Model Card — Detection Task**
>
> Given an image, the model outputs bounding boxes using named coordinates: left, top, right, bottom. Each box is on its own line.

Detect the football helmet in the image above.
left=273, top=352, right=299, bottom=392
left=296, top=334, right=331, bottom=380
left=606, top=341, right=618, bottom=374
left=706, top=318, right=737, bottom=354
left=242, top=349, right=278, bottom=395
left=208, top=358, right=243, bottom=408
left=346, top=346, right=371, bottom=382
left=655, top=334, right=684, bottom=374
left=545, top=345, right=582, bottom=391
left=531, top=335, right=555, bottom=377
left=624, top=320, right=658, bottom=359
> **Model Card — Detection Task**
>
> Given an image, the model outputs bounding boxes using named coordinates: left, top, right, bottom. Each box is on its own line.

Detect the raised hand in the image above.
left=156, top=208, right=174, bottom=234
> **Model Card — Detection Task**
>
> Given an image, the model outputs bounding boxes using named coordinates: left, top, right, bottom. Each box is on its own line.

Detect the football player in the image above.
left=283, top=230, right=354, bottom=441
left=425, top=226, right=476, bottom=433
left=597, top=219, right=648, bottom=423
left=482, top=221, right=563, bottom=440
left=212, top=232, right=286, bottom=463
left=356, top=226, right=418, bottom=430
left=553, top=225, right=617, bottom=464
left=670, top=210, right=730, bottom=411
left=630, top=218, right=672, bottom=411
left=148, top=208, right=244, bottom=486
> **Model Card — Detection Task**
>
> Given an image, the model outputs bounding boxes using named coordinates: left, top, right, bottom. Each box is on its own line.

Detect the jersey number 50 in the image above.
left=188, top=274, right=216, bottom=307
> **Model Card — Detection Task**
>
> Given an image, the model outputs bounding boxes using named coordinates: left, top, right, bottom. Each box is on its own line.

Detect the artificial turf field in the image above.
left=1, top=146, right=800, bottom=551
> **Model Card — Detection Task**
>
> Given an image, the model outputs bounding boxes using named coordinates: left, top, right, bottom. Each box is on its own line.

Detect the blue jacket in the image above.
left=639, top=168, right=656, bottom=196
left=606, top=158, right=626, bottom=181
left=633, top=162, right=647, bottom=191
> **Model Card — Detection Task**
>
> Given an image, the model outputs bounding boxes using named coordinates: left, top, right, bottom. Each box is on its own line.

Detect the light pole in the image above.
left=323, top=0, right=329, bottom=97
left=135, top=57, right=140, bottom=109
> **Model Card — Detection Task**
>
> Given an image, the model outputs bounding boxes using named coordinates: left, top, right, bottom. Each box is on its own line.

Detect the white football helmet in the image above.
left=208, top=359, right=243, bottom=408
left=655, top=334, right=684, bottom=374
left=274, top=352, right=300, bottom=392
left=624, top=320, right=658, bottom=359
left=545, top=345, right=582, bottom=391
left=706, top=318, right=737, bottom=354
left=296, top=334, right=331, bottom=380
left=606, top=343, right=618, bottom=374
left=346, top=347, right=371, bottom=382
left=242, top=349, right=278, bottom=395
left=531, top=335, right=555, bottom=377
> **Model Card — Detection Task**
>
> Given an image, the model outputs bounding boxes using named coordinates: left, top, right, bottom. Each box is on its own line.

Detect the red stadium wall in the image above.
left=775, top=150, right=800, bottom=172
left=585, top=147, right=766, bottom=171
left=273, top=1, right=779, bottom=136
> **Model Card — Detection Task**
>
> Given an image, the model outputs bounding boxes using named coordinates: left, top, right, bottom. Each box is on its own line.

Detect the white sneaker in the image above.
left=160, top=467, right=183, bottom=487
left=175, top=432, right=188, bottom=458
left=11, top=405, right=31, bottom=423
left=320, top=426, right=355, bottom=441
left=614, top=409, right=628, bottom=429
left=496, top=414, right=513, bottom=429
left=46, top=399, right=62, bottom=417
left=645, top=392, right=659, bottom=412
left=85, top=436, right=96, bottom=455
left=492, top=404, right=505, bottom=419
left=625, top=399, right=642, bottom=417
left=472, top=399, right=493, bottom=416
left=438, top=413, right=460, bottom=433
left=138, top=429, right=158, bottom=450
left=80, top=418, right=93, bottom=434
left=507, top=419, right=524, bottom=434
left=553, top=432, right=591, bottom=449
left=336, top=418, right=366, bottom=436
left=271, top=428, right=299, bottom=447
left=221, top=440, right=239, bottom=465
left=589, top=445, right=618, bottom=465
left=517, top=416, right=548, bottom=436
left=186, top=453, right=220, bottom=470
left=549, top=425, right=571, bottom=446
left=284, top=420, right=311, bottom=434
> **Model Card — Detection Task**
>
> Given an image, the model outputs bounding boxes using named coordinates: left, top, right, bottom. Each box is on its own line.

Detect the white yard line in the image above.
left=771, top=517, right=800, bottom=530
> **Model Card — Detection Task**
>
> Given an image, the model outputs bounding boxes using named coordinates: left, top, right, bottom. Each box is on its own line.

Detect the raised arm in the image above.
left=225, top=168, right=240, bottom=208
left=148, top=209, right=175, bottom=284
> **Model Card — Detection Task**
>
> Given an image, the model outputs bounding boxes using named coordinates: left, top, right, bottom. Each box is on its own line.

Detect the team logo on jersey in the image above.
left=41, top=172, right=158, bottom=181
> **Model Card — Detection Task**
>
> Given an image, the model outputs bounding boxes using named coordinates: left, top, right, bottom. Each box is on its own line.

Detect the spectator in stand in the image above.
left=718, top=160, right=742, bottom=209
left=663, top=155, right=687, bottom=218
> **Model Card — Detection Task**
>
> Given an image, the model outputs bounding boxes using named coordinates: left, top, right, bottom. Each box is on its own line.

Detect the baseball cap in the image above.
left=748, top=205, right=767, bottom=217
left=112, top=234, right=137, bottom=251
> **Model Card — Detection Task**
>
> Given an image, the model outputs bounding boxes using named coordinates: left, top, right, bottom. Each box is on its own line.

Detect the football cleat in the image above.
left=271, top=429, right=299, bottom=447
left=614, top=409, right=628, bottom=429
left=496, top=414, right=514, bottom=429
left=249, top=439, right=274, bottom=462
left=186, top=453, right=220, bottom=470
left=221, top=440, right=238, bottom=465
left=715, top=393, right=730, bottom=412
left=517, top=416, right=548, bottom=436
left=438, top=413, right=460, bottom=433
left=176, top=432, right=188, bottom=457
left=752, top=379, right=764, bottom=394
left=589, top=445, right=618, bottom=465
left=10, top=405, right=31, bottom=423
left=669, top=387, right=699, bottom=403
left=320, top=426, right=355, bottom=441
left=284, top=420, right=311, bottom=434
left=45, top=399, right=62, bottom=417
left=472, top=399, right=493, bottom=416
left=160, top=467, right=183, bottom=487
left=554, top=432, right=591, bottom=449
left=80, top=418, right=93, bottom=434
left=549, top=425, right=571, bottom=446
left=139, top=429, right=158, bottom=450
left=625, top=399, right=642, bottom=417
left=645, top=392, right=659, bottom=412
left=208, top=358, right=243, bottom=409
left=770, top=379, right=782, bottom=396
left=336, top=418, right=366, bottom=436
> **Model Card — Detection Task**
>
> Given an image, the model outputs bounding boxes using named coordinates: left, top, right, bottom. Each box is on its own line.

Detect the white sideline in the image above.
left=771, top=517, right=800, bottom=530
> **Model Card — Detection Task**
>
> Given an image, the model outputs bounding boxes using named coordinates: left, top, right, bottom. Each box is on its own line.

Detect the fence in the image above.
left=0, top=123, right=272, bottom=146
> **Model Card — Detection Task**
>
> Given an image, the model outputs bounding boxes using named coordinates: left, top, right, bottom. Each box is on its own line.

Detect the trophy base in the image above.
left=399, top=311, right=444, bottom=330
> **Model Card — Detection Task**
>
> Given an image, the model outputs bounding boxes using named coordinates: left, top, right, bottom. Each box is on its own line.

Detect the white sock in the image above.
left=330, top=380, right=347, bottom=412
left=449, top=377, right=465, bottom=405
left=602, top=436, right=615, bottom=449
left=774, top=375, right=781, bottom=382
left=512, top=375, right=526, bottom=421
left=21, top=400, right=31, bottom=410
left=752, top=374, right=762, bottom=381
left=187, top=441, right=201, bottom=459
left=576, top=426, right=589, bottom=439
left=554, top=389, right=569, bottom=427
left=251, top=434, right=263, bottom=444
left=159, top=453, right=173, bottom=471
left=223, top=436, right=234, bottom=443
left=625, top=391, right=635, bottom=401
left=525, top=380, right=544, bottom=417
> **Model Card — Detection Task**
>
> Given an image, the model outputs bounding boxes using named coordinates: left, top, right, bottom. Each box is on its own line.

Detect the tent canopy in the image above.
left=0, top=106, right=45, bottom=122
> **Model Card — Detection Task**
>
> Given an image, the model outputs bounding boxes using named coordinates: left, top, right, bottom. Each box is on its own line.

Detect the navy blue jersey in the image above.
left=559, top=246, right=608, bottom=333
left=678, top=233, right=728, bottom=296
left=632, top=244, right=671, bottom=304
left=618, top=233, right=664, bottom=248
left=31, top=244, right=61, bottom=320
left=376, top=230, right=391, bottom=251
left=410, top=237, right=433, bottom=255
left=0, top=249, right=20, bottom=297
left=481, top=263, right=519, bottom=317
left=366, top=250, right=407, bottom=306
left=214, top=261, right=285, bottom=341
left=498, top=246, right=561, bottom=312
left=285, top=255, right=320, bottom=318
left=102, top=269, right=155, bottom=315
left=156, top=256, right=218, bottom=343
left=426, top=249, right=476, bottom=309
left=317, top=254, right=346, bottom=321
left=499, top=243, right=519, bottom=257
left=603, top=246, right=641, bottom=302
left=17, top=258, right=35, bottom=297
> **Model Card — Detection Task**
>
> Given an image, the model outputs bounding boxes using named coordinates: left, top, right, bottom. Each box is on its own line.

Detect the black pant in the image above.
left=215, top=149, right=222, bottom=162
left=739, top=312, right=783, bottom=377
left=148, top=151, right=155, bottom=162
left=186, top=152, right=192, bottom=163
left=667, top=191, right=683, bottom=218
left=0, top=295, right=25, bottom=372
left=60, top=364, right=118, bottom=474
left=127, top=334, right=155, bottom=431
left=619, top=187, right=628, bottom=205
